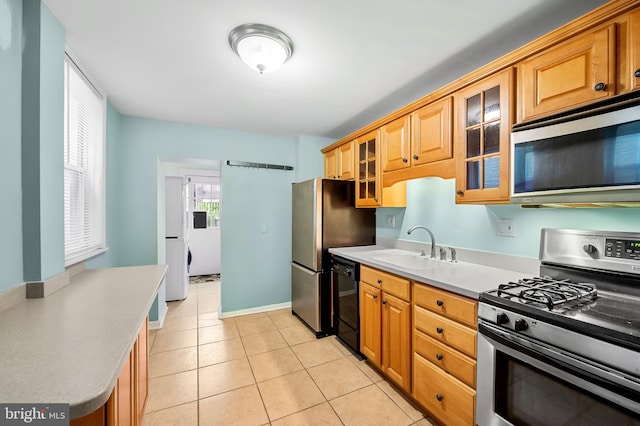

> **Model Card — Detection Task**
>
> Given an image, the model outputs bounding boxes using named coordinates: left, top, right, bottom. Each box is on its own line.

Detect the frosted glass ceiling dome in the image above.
left=228, top=24, right=294, bottom=74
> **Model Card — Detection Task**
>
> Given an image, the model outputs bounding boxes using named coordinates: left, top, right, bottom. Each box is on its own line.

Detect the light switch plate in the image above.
left=497, top=219, right=516, bottom=237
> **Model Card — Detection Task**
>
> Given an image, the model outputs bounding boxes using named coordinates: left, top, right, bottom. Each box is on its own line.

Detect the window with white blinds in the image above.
left=63, top=54, right=106, bottom=265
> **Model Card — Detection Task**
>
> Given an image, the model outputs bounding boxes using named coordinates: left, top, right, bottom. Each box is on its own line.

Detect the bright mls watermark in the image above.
left=1, top=404, right=69, bottom=425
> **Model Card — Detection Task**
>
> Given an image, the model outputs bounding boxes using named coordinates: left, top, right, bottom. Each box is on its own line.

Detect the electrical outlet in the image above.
left=386, top=215, right=396, bottom=228
left=497, top=219, right=516, bottom=237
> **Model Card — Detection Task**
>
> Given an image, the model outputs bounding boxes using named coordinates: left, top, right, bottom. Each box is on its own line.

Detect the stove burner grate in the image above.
left=497, top=276, right=598, bottom=310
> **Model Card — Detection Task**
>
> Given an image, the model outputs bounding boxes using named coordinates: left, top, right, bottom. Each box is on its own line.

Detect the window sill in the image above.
left=65, top=247, right=109, bottom=268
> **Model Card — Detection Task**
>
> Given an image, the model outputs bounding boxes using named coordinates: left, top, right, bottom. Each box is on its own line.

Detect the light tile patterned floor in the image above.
left=143, top=280, right=439, bottom=426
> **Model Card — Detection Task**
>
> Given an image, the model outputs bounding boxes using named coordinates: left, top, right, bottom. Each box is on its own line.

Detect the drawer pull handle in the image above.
left=436, top=327, right=443, bottom=334
left=436, top=353, right=443, bottom=361
left=436, top=299, right=444, bottom=307
left=436, top=394, right=443, bottom=402
left=382, top=300, right=387, bottom=305
left=377, top=279, right=382, bottom=284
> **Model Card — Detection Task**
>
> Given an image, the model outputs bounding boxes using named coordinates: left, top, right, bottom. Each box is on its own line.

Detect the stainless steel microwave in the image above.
left=510, top=93, right=640, bottom=206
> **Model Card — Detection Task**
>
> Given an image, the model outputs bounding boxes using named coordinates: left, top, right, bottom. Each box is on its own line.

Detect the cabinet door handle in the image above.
left=436, top=299, right=444, bottom=307
left=594, top=82, right=606, bottom=91
left=413, top=154, right=419, bottom=160
left=635, top=69, right=640, bottom=78
left=436, top=353, right=443, bottom=361
left=436, top=327, right=443, bottom=334
left=436, top=394, right=444, bottom=402
left=372, top=294, right=378, bottom=299
left=377, top=279, right=382, bottom=284
left=374, top=197, right=378, bottom=202
left=382, top=300, right=387, bottom=305
left=402, top=157, right=408, bottom=163
left=456, top=189, right=464, bottom=196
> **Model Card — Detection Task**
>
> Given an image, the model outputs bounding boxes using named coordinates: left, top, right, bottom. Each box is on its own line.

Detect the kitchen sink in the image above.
left=372, top=253, right=439, bottom=270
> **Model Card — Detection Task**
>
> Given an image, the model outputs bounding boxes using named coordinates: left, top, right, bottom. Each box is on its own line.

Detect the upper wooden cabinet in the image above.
left=411, top=97, right=453, bottom=166
left=624, top=9, right=640, bottom=92
left=356, top=130, right=406, bottom=208
left=455, top=68, right=513, bottom=204
left=380, top=98, right=455, bottom=187
left=356, top=130, right=382, bottom=207
left=324, top=149, right=338, bottom=179
left=517, top=24, right=616, bottom=121
left=381, top=115, right=411, bottom=172
left=324, top=140, right=355, bottom=180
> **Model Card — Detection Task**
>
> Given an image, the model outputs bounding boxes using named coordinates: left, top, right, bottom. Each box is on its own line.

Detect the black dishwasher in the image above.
left=331, top=255, right=361, bottom=355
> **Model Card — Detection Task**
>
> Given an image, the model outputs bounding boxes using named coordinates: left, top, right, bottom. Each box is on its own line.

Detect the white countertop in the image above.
left=0, top=265, right=167, bottom=419
left=329, top=245, right=531, bottom=298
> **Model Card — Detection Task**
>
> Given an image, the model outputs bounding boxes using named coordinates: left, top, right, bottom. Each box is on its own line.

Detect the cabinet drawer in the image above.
left=413, top=353, right=475, bottom=426
left=414, top=329, right=476, bottom=388
left=414, top=305, right=476, bottom=358
left=414, top=284, right=477, bottom=329
left=361, top=265, right=410, bottom=300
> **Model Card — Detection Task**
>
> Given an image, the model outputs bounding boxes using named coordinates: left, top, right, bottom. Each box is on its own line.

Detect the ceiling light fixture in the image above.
left=228, top=23, right=293, bottom=74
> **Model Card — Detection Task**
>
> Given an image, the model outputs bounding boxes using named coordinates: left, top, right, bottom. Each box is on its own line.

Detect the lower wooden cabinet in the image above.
left=70, top=317, right=149, bottom=426
left=359, top=266, right=412, bottom=393
left=359, top=282, right=382, bottom=366
left=412, top=282, right=478, bottom=426
left=381, top=292, right=411, bottom=393
left=413, top=353, right=476, bottom=426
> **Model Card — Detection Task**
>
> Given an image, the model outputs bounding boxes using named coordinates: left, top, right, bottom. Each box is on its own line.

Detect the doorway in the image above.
left=182, top=169, right=221, bottom=277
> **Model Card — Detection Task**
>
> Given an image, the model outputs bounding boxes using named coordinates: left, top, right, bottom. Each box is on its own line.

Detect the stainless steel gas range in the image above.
left=477, top=229, right=640, bottom=426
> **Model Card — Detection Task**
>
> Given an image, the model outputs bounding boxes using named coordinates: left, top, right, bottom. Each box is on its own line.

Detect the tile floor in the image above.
left=143, top=280, right=438, bottom=426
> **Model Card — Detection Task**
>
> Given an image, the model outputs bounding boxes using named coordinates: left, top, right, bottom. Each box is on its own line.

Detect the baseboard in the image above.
left=149, top=302, right=168, bottom=330
left=219, top=301, right=292, bottom=319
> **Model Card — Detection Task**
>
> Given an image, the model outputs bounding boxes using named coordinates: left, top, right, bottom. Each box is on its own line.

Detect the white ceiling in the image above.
left=45, top=0, right=609, bottom=139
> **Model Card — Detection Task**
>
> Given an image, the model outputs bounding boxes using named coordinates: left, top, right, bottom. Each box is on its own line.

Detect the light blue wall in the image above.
left=377, top=178, right=640, bottom=259
left=0, top=0, right=24, bottom=292
left=20, top=0, right=64, bottom=282
left=97, top=116, right=304, bottom=314
left=294, top=135, right=334, bottom=182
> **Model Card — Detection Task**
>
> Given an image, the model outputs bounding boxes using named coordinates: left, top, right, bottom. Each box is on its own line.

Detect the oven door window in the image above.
left=494, top=351, right=640, bottom=426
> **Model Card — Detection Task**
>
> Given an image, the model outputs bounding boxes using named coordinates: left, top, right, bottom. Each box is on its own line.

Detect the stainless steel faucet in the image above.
left=407, top=225, right=436, bottom=258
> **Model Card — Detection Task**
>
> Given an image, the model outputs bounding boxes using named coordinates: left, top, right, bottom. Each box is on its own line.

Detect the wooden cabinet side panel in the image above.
left=631, top=10, right=640, bottom=91
left=411, top=97, right=453, bottom=165
left=136, top=318, right=149, bottom=426
left=70, top=406, right=106, bottom=426
left=359, top=282, right=382, bottom=367
left=382, top=293, right=411, bottom=393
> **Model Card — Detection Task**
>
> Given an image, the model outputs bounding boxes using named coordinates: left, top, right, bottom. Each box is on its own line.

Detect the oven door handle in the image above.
left=479, top=321, right=640, bottom=411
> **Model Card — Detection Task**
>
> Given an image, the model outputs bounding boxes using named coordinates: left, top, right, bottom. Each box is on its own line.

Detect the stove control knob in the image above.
left=583, top=244, right=598, bottom=254
left=496, top=313, right=509, bottom=325
left=514, top=319, right=529, bottom=332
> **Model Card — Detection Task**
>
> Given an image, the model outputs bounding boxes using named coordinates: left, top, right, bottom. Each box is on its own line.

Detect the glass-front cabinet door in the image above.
left=356, top=129, right=382, bottom=207
left=455, top=68, right=513, bottom=203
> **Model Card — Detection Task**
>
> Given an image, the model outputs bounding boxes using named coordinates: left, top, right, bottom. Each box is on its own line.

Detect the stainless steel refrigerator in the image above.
left=291, top=178, right=375, bottom=336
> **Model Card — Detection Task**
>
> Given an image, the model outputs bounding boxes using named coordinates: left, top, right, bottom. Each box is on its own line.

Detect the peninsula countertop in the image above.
left=0, top=264, right=167, bottom=419
left=329, top=245, right=531, bottom=298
